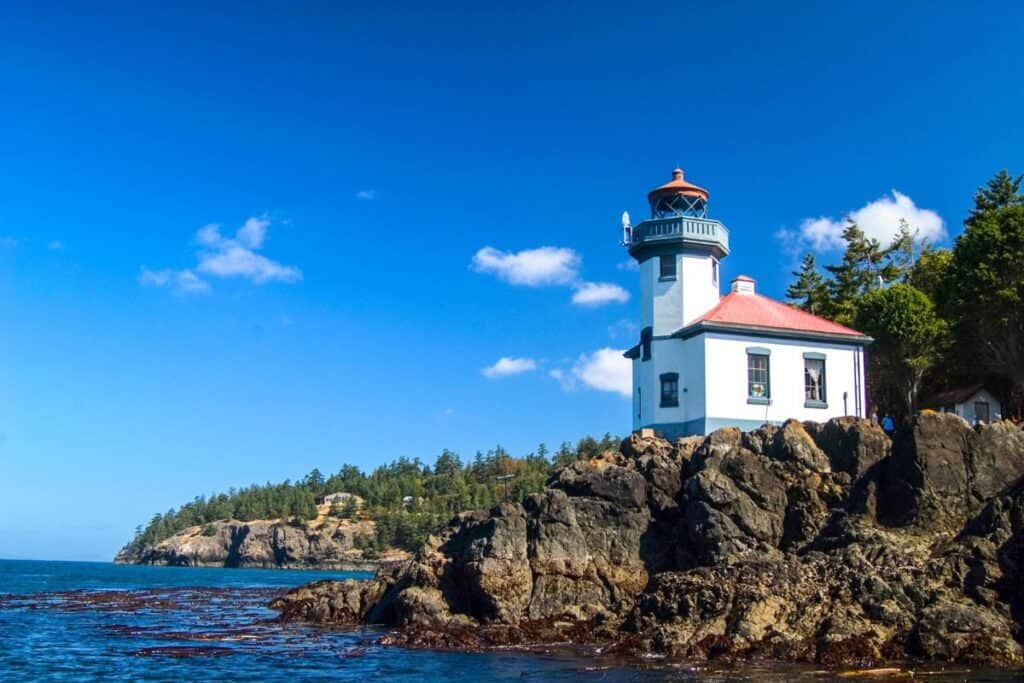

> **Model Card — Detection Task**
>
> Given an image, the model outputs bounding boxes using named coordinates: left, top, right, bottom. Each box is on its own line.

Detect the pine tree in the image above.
left=886, top=220, right=917, bottom=277
left=970, top=169, right=1024, bottom=218
left=824, top=222, right=893, bottom=325
left=786, top=253, right=830, bottom=314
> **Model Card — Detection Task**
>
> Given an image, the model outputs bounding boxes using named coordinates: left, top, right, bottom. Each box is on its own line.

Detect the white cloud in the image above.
left=236, top=216, right=269, bottom=249
left=549, top=368, right=576, bottom=391
left=571, top=281, right=630, bottom=307
left=472, top=246, right=581, bottom=287
left=472, top=245, right=632, bottom=308
left=195, top=216, right=300, bottom=284
left=196, top=223, right=224, bottom=248
left=139, top=267, right=172, bottom=287
left=138, top=267, right=210, bottom=294
left=197, top=244, right=302, bottom=284
left=569, top=348, right=631, bottom=397
left=142, top=215, right=300, bottom=293
left=616, top=259, right=639, bottom=272
left=356, top=190, right=377, bottom=200
left=47, top=240, right=65, bottom=251
left=176, top=270, right=211, bottom=293
left=481, top=356, right=537, bottom=378
left=778, top=191, right=946, bottom=253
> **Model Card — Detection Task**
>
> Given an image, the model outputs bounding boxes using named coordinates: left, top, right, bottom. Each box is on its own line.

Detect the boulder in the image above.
left=879, top=413, right=974, bottom=531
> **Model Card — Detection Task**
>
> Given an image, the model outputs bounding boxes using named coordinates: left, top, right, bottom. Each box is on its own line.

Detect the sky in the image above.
left=1, top=2, right=1023, bottom=561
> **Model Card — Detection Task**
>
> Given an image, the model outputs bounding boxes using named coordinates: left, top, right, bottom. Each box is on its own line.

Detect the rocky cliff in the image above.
left=116, top=516, right=408, bottom=570
left=270, top=414, right=1024, bottom=667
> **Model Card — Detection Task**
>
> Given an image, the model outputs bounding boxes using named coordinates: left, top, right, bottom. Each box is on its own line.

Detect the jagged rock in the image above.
left=681, top=437, right=788, bottom=565
left=807, top=416, right=890, bottom=478
left=968, top=421, right=1024, bottom=505
left=550, top=458, right=647, bottom=510
left=271, top=578, right=389, bottom=623
left=269, top=417, right=1024, bottom=668
left=771, top=419, right=832, bottom=473
left=880, top=413, right=974, bottom=530
left=806, top=417, right=890, bottom=517
left=624, top=433, right=700, bottom=513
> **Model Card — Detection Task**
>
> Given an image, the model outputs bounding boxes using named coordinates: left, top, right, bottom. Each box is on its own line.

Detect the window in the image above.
left=712, top=258, right=719, bottom=287
left=747, top=348, right=770, bottom=403
left=641, top=327, right=652, bottom=362
left=660, top=373, right=679, bottom=407
left=974, top=401, right=990, bottom=423
left=804, top=354, right=827, bottom=407
left=659, top=254, right=676, bottom=280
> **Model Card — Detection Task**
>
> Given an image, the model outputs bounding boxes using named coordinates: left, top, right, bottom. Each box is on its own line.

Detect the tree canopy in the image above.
left=124, top=433, right=620, bottom=555
left=854, top=283, right=947, bottom=418
left=942, top=204, right=1024, bottom=390
left=970, top=169, right=1024, bottom=217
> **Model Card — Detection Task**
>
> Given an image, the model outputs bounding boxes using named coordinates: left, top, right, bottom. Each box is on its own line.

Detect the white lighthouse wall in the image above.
left=639, top=256, right=681, bottom=336
left=702, top=333, right=866, bottom=431
left=638, top=251, right=721, bottom=336
left=679, top=252, right=720, bottom=325
left=632, top=335, right=706, bottom=433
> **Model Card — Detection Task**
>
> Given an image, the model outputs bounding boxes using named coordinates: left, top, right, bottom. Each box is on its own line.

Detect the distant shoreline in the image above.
left=113, top=558, right=382, bottom=572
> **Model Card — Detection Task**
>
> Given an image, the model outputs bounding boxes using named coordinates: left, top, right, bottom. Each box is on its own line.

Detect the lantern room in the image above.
left=647, top=168, right=709, bottom=219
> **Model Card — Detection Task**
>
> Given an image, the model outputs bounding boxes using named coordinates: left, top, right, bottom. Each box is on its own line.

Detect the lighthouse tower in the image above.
left=623, top=168, right=730, bottom=434
left=626, top=168, right=729, bottom=336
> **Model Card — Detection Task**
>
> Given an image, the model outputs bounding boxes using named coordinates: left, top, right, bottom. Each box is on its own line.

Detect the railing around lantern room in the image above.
left=625, top=215, right=729, bottom=254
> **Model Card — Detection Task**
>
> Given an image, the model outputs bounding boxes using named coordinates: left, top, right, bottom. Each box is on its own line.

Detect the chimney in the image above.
left=731, top=275, right=755, bottom=294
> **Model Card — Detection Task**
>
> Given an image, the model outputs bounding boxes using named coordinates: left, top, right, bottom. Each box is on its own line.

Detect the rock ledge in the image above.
left=270, top=415, right=1024, bottom=667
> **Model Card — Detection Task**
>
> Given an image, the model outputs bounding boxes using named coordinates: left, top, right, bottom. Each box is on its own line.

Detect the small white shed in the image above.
left=923, top=384, right=1002, bottom=424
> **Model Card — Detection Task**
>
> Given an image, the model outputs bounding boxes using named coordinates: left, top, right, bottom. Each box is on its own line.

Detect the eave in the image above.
left=671, top=320, right=874, bottom=346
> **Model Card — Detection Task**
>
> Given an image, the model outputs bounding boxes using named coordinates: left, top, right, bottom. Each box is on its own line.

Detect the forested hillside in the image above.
left=123, top=434, right=619, bottom=556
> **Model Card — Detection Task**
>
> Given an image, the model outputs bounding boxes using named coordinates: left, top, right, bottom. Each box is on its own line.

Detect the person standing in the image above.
left=882, top=414, right=896, bottom=437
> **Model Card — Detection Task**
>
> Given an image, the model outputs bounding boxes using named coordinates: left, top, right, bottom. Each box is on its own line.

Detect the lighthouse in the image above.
left=623, top=169, right=871, bottom=438
left=627, top=168, right=728, bottom=336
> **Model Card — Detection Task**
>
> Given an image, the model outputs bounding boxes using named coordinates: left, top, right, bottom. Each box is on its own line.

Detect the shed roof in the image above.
left=920, top=384, right=990, bottom=408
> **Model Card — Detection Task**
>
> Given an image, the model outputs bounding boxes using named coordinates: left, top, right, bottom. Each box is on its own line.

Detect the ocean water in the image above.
left=0, top=559, right=1016, bottom=682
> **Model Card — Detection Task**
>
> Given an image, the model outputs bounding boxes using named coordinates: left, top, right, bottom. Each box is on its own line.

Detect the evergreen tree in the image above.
left=907, top=246, right=952, bottom=302
left=943, top=203, right=1024, bottom=400
left=824, top=222, right=898, bottom=325
left=970, top=169, right=1024, bottom=218
left=886, top=220, right=918, bottom=277
left=786, top=253, right=830, bottom=314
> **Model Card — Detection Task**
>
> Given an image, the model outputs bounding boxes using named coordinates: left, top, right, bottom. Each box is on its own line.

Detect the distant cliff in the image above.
left=115, top=515, right=409, bottom=570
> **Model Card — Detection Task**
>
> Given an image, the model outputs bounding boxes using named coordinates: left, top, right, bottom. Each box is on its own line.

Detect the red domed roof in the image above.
left=647, top=168, right=709, bottom=204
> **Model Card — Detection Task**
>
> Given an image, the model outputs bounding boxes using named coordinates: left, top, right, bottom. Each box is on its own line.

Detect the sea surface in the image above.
left=0, top=559, right=1017, bottom=682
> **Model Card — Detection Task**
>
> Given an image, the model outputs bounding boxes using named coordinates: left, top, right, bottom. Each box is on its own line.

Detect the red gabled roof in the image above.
left=686, top=292, right=867, bottom=338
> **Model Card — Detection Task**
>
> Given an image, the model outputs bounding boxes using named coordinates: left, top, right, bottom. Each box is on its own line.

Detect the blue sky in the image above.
left=2, top=2, right=1022, bottom=561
